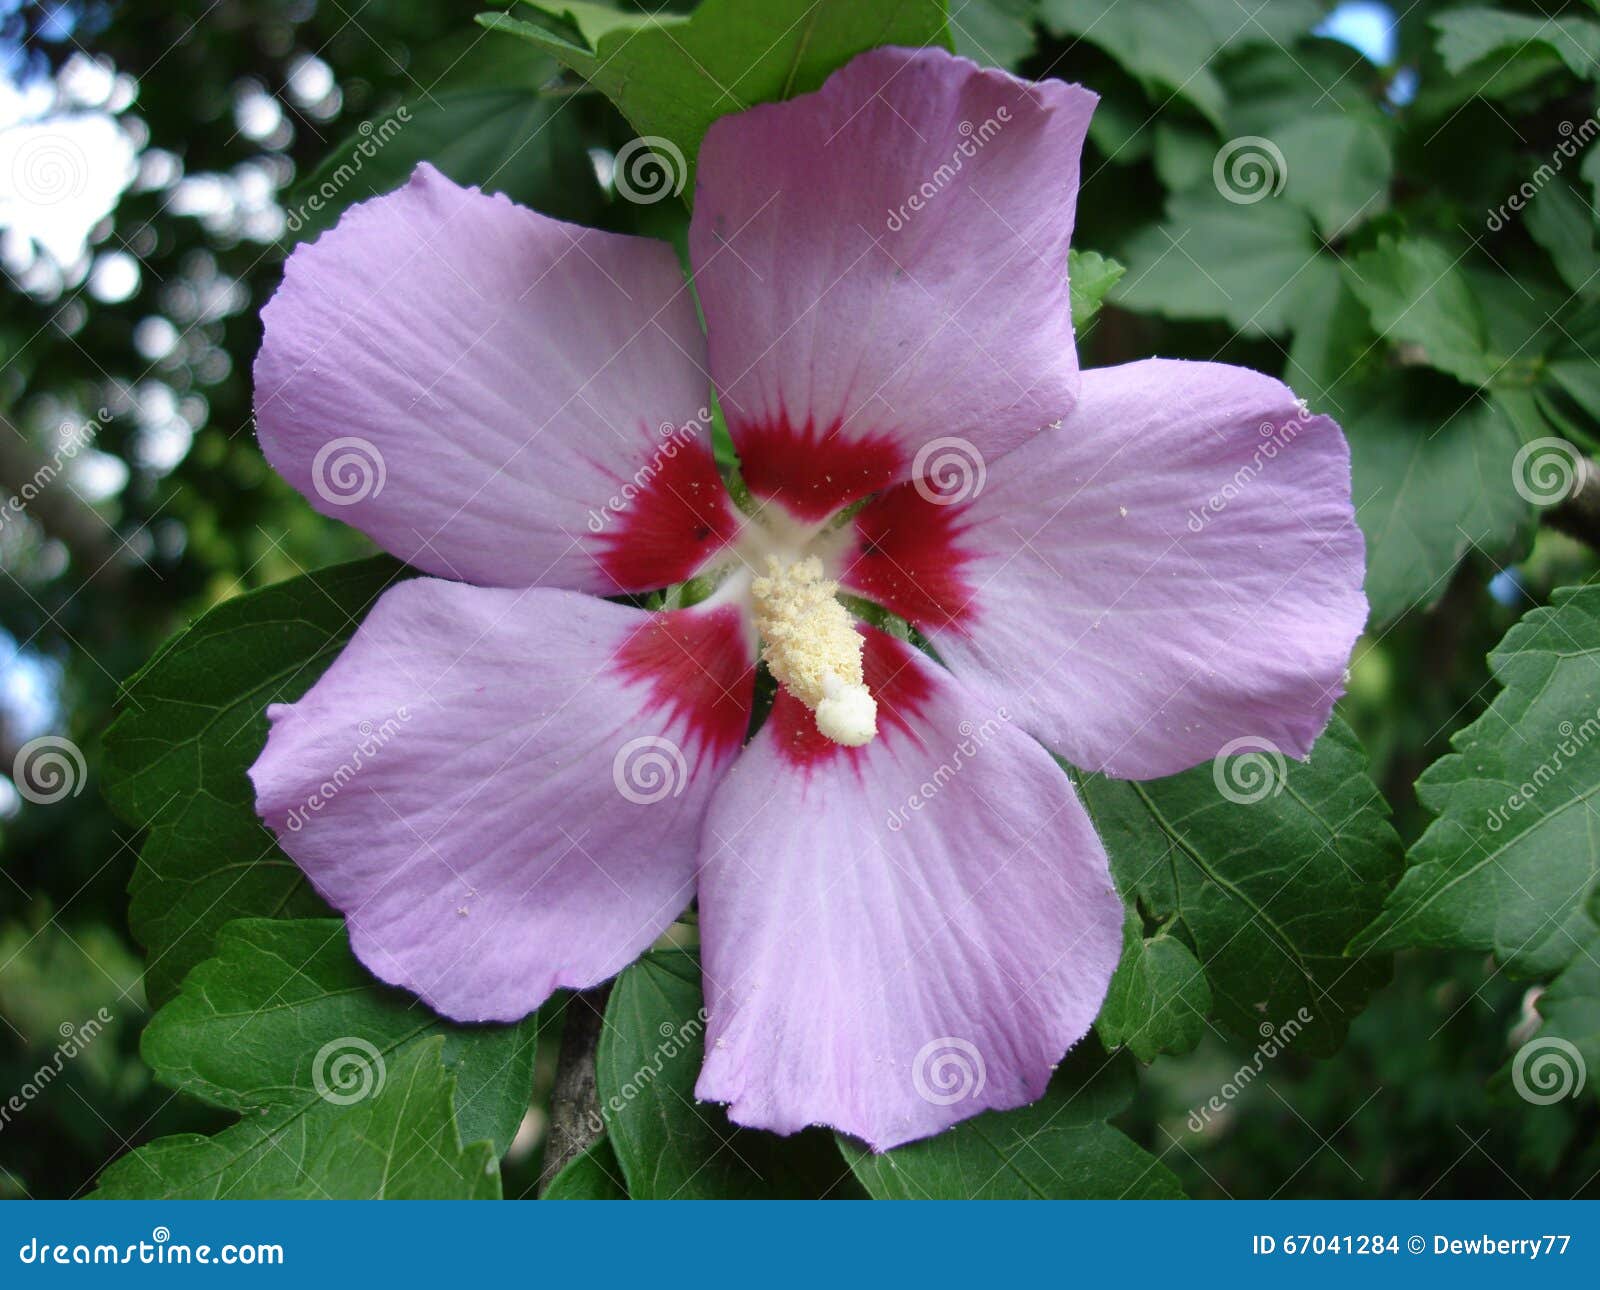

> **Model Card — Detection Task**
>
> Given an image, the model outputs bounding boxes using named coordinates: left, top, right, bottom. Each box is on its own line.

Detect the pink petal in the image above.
left=695, top=629, right=1122, bottom=1151
left=691, top=47, right=1095, bottom=520
left=255, top=164, right=739, bottom=594
left=249, top=579, right=754, bottom=1022
left=841, top=359, right=1367, bottom=779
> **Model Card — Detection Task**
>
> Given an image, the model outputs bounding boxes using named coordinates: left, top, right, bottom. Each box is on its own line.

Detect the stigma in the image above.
left=750, top=555, right=878, bottom=746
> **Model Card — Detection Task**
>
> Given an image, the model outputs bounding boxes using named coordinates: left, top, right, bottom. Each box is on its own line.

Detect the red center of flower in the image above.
left=734, top=411, right=904, bottom=520
left=614, top=605, right=755, bottom=765
left=593, top=431, right=743, bottom=593
left=768, top=629, right=935, bottom=771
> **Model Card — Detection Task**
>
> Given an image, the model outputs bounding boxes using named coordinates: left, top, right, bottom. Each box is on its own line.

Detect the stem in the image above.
left=1545, top=455, right=1600, bottom=550
left=536, top=983, right=612, bottom=1195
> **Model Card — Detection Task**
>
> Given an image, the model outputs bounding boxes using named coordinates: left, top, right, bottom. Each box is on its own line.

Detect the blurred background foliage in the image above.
left=2, top=0, right=1599, bottom=1199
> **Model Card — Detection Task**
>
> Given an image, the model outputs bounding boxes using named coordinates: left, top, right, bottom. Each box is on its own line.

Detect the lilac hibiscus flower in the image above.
left=249, top=46, right=1366, bottom=1151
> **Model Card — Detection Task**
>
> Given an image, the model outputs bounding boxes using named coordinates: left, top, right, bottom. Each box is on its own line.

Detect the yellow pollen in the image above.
left=750, top=555, right=877, bottom=747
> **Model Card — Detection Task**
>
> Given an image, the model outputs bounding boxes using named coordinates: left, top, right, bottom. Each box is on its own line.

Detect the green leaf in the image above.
left=480, top=0, right=951, bottom=200
left=94, top=919, right=537, bottom=1198
left=598, top=949, right=858, bottom=1198
left=287, top=87, right=601, bottom=243
left=1078, top=717, right=1403, bottom=1057
left=1284, top=276, right=1382, bottom=398
left=1040, top=0, right=1225, bottom=126
left=285, top=39, right=602, bottom=241
left=1115, top=189, right=1338, bottom=336
left=1584, top=147, right=1600, bottom=228
left=104, top=557, right=410, bottom=1005
left=544, top=1135, right=629, bottom=1199
left=838, top=1040, right=1183, bottom=1198
left=1524, top=178, right=1600, bottom=300
left=1152, top=122, right=1215, bottom=193
left=1097, top=911, right=1211, bottom=1062
left=98, top=1040, right=499, bottom=1199
left=1342, top=379, right=1532, bottom=625
left=1068, top=248, right=1125, bottom=333
left=1041, top=0, right=1321, bottom=127
left=1433, top=9, right=1600, bottom=83
left=1273, top=113, right=1392, bottom=240
left=1182, top=0, right=1325, bottom=51
left=947, top=0, right=1038, bottom=70
left=1221, top=35, right=1386, bottom=129
left=1344, top=236, right=1497, bottom=387
left=1504, top=917, right=1600, bottom=1104
left=1353, top=586, right=1600, bottom=977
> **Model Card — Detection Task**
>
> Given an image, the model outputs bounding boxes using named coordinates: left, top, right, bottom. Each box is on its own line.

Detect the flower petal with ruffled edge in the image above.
left=839, top=359, right=1367, bottom=779
left=690, top=47, right=1095, bottom=520
left=694, top=629, right=1122, bottom=1151
left=250, top=578, right=754, bottom=1023
left=256, top=164, right=739, bottom=595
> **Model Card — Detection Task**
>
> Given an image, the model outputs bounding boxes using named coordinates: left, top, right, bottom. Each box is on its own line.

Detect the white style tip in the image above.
left=815, top=678, right=878, bottom=747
